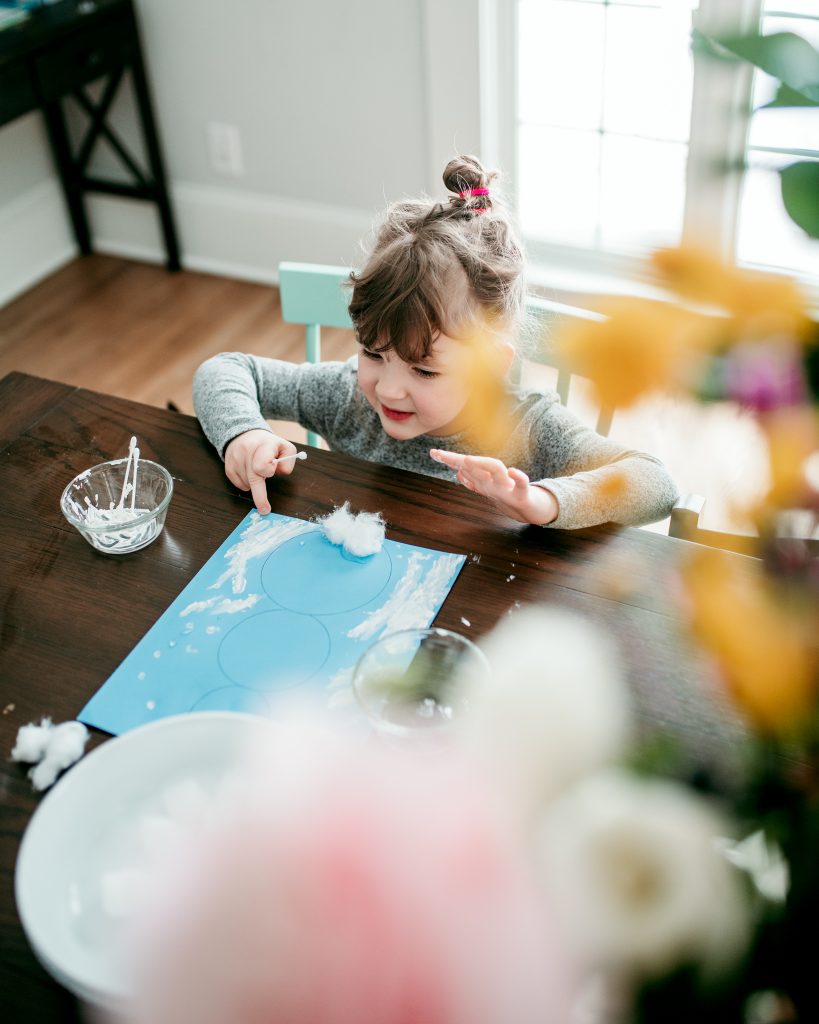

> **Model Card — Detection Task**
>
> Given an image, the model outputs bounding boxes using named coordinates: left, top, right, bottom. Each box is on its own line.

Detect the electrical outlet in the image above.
left=207, top=122, right=244, bottom=177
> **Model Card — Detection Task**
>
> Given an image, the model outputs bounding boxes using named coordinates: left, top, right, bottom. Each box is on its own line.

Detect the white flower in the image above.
left=454, top=607, right=631, bottom=820
left=718, top=829, right=789, bottom=904
left=536, top=771, right=750, bottom=980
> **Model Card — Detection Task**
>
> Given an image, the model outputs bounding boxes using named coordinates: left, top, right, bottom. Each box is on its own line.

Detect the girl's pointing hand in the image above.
left=429, top=449, right=559, bottom=526
left=225, top=429, right=299, bottom=514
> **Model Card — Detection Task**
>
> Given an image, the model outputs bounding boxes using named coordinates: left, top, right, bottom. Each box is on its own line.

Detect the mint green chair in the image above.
left=523, top=295, right=611, bottom=435
left=277, top=261, right=611, bottom=446
left=278, top=262, right=354, bottom=446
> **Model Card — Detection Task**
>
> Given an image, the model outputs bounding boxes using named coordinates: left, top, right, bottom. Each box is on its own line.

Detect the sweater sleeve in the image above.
left=192, top=352, right=355, bottom=458
left=528, top=400, right=679, bottom=530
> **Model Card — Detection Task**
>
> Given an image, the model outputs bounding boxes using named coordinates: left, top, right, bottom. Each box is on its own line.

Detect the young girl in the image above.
left=193, top=155, right=678, bottom=529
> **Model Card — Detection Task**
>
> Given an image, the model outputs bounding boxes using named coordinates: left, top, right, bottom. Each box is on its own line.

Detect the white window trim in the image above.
left=684, top=0, right=763, bottom=256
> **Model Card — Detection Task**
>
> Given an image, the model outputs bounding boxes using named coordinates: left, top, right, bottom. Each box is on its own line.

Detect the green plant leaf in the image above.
left=698, top=30, right=819, bottom=102
left=762, top=82, right=819, bottom=110
left=779, top=162, right=819, bottom=239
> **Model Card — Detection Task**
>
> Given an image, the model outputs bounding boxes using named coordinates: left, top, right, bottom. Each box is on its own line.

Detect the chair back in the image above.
left=522, top=295, right=611, bottom=435
left=668, top=494, right=760, bottom=555
left=279, top=262, right=353, bottom=445
left=277, top=261, right=613, bottom=446
left=669, top=494, right=819, bottom=557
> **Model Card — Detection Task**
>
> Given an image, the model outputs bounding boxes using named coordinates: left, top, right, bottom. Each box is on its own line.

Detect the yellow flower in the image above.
left=454, top=327, right=516, bottom=456
left=760, top=407, right=819, bottom=512
left=595, top=469, right=628, bottom=503
left=682, top=548, right=816, bottom=734
left=651, top=246, right=813, bottom=342
left=555, top=297, right=714, bottom=409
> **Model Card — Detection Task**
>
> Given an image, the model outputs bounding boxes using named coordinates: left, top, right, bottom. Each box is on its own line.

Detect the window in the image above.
left=737, top=0, right=819, bottom=279
left=499, top=0, right=819, bottom=291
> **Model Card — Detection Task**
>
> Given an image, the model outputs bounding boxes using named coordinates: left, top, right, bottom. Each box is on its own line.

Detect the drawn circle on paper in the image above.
left=191, top=686, right=271, bottom=715
left=261, top=532, right=392, bottom=615
left=217, top=610, right=330, bottom=690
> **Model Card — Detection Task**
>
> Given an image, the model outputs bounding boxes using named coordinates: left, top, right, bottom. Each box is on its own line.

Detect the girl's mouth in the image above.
left=381, top=405, right=413, bottom=422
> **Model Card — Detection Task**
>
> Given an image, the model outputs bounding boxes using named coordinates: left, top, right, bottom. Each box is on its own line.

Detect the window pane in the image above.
left=603, top=4, right=695, bottom=142
left=598, top=135, right=687, bottom=252
left=763, top=1, right=819, bottom=16
left=518, top=125, right=601, bottom=246
left=741, top=10, right=819, bottom=280
left=750, top=15, right=819, bottom=152
left=736, top=153, right=819, bottom=279
left=518, top=0, right=605, bottom=130
left=750, top=106, right=819, bottom=152
left=609, top=0, right=697, bottom=7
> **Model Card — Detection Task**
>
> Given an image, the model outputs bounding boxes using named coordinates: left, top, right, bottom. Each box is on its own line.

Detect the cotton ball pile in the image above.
left=101, top=777, right=213, bottom=920
left=11, top=718, right=89, bottom=791
left=317, top=501, right=386, bottom=556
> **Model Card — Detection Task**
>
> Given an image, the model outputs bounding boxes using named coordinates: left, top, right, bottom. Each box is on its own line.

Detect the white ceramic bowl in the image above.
left=15, top=712, right=275, bottom=1011
left=60, top=458, right=173, bottom=554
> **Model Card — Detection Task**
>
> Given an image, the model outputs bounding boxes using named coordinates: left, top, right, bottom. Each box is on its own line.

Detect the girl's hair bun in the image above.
left=443, top=155, right=497, bottom=211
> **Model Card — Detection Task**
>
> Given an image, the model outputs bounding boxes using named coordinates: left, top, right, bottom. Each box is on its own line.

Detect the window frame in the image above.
left=422, top=0, right=816, bottom=303
left=479, top=0, right=819, bottom=300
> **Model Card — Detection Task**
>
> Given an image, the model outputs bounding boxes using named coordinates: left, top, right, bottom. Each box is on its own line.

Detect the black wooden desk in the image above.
left=0, top=0, right=180, bottom=269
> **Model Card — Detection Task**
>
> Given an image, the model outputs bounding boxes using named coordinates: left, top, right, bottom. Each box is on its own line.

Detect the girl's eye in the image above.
left=413, top=367, right=439, bottom=380
left=361, top=349, right=382, bottom=361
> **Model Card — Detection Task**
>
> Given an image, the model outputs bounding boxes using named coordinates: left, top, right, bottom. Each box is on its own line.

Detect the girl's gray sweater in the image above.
left=193, top=352, right=679, bottom=530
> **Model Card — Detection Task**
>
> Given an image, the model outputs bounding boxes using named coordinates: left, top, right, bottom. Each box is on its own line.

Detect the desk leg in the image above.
left=41, top=99, right=91, bottom=256
left=129, top=50, right=180, bottom=272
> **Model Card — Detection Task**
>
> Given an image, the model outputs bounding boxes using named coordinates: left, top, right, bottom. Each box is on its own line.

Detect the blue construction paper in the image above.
left=80, top=510, right=466, bottom=735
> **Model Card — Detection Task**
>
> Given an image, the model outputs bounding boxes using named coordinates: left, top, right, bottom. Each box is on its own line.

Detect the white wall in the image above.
left=0, top=0, right=482, bottom=305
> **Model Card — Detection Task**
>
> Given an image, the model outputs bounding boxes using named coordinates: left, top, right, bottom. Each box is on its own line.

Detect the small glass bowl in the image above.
left=352, top=627, right=489, bottom=740
left=60, top=458, right=173, bottom=555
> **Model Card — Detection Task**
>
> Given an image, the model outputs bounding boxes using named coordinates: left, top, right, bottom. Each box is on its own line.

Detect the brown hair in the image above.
left=348, top=156, right=525, bottom=364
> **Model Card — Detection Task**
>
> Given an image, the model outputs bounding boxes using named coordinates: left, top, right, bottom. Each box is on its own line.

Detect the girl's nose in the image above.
left=376, top=361, right=408, bottom=401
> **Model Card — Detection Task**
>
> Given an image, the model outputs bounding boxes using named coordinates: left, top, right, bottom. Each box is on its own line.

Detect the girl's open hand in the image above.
left=429, top=449, right=559, bottom=526
left=224, top=429, right=299, bottom=514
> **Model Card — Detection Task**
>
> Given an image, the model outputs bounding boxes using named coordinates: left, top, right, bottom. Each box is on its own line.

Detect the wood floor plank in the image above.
left=0, top=255, right=358, bottom=420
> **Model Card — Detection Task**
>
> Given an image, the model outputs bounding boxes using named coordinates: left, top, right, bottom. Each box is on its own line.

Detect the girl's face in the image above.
left=356, top=333, right=474, bottom=440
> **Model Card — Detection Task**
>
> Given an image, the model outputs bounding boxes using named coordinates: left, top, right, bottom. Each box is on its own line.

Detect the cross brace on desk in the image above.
left=0, top=0, right=180, bottom=270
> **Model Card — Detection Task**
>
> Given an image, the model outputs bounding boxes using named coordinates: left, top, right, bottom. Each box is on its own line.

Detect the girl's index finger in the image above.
left=429, top=448, right=466, bottom=469
left=249, top=476, right=271, bottom=515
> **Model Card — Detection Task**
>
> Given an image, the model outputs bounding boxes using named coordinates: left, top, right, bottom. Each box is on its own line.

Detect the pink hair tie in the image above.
left=459, top=188, right=490, bottom=197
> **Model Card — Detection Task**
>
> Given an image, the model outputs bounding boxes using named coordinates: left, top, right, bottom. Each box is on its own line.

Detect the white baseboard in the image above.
left=0, top=178, right=374, bottom=304
left=0, top=181, right=77, bottom=307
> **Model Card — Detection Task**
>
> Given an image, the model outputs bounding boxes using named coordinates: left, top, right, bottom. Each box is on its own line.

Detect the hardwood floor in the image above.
left=0, top=255, right=357, bottom=442
left=0, top=254, right=766, bottom=533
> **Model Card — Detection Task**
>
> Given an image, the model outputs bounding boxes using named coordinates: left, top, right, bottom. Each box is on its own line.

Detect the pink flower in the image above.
left=722, top=342, right=806, bottom=412
left=127, top=719, right=575, bottom=1024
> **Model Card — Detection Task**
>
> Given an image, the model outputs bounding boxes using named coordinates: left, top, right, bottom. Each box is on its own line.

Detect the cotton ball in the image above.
left=318, top=502, right=356, bottom=546
left=341, top=511, right=385, bottom=557
left=455, top=606, right=632, bottom=822
left=11, top=718, right=53, bottom=763
left=161, top=779, right=209, bottom=829
left=101, top=868, right=150, bottom=919
left=137, top=814, right=190, bottom=864
left=29, top=721, right=89, bottom=791
left=318, top=501, right=385, bottom=557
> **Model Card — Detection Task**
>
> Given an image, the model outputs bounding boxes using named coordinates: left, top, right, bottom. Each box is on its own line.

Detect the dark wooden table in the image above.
left=0, top=370, right=751, bottom=1022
